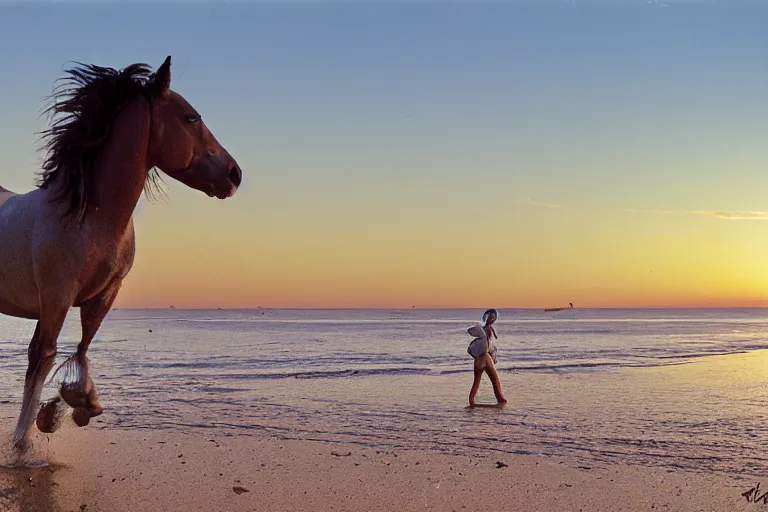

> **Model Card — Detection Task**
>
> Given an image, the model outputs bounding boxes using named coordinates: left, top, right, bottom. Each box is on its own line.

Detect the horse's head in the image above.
left=146, top=56, right=242, bottom=199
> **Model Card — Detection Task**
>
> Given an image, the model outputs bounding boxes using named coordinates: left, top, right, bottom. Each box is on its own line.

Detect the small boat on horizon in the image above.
left=544, top=302, right=574, bottom=312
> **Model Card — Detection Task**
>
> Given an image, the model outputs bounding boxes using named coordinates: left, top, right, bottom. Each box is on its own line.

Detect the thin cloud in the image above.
left=622, top=208, right=768, bottom=220
left=526, top=198, right=562, bottom=209
left=691, top=210, right=768, bottom=220
left=620, top=208, right=674, bottom=214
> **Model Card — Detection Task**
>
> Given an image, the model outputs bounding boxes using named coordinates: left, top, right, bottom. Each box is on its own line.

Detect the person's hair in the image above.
left=482, top=308, right=498, bottom=325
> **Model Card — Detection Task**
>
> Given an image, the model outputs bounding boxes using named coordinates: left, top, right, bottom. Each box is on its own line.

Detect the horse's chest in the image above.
left=76, top=236, right=135, bottom=302
left=91, top=252, right=127, bottom=281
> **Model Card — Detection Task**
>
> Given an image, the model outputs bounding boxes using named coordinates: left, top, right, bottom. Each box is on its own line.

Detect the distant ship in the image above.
left=544, top=302, right=574, bottom=312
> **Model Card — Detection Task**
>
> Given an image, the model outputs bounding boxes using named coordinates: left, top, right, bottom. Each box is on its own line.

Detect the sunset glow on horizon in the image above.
left=1, top=2, right=767, bottom=310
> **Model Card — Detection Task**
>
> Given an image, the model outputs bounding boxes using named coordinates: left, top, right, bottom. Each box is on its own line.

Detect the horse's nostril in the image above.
left=229, top=165, right=242, bottom=187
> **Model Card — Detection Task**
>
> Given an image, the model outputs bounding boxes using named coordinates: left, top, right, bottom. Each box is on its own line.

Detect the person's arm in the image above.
left=491, top=326, right=498, bottom=340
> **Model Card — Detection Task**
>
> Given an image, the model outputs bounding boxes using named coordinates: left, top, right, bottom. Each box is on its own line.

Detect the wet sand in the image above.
left=0, top=424, right=757, bottom=512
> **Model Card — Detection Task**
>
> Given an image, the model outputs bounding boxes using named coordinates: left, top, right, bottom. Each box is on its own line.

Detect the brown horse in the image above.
left=0, top=56, right=242, bottom=450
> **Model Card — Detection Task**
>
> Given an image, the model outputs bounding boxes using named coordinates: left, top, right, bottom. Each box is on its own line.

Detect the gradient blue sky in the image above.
left=0, top=1, right=767, bottom=308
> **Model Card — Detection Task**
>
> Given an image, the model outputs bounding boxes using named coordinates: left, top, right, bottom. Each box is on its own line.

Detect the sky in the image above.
left=0, top=0, right=767, bottom=308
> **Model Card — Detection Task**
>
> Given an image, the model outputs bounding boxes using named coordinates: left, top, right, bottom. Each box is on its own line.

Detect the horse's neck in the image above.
left=89, top=98, right=151, bottom=233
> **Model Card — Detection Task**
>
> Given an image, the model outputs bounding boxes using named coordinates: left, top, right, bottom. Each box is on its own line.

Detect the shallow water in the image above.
left=2, top=308, right=768, bottom=478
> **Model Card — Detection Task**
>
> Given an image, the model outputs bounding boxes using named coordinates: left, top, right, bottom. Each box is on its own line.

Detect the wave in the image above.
left=129, top=359, right=699, bottom=382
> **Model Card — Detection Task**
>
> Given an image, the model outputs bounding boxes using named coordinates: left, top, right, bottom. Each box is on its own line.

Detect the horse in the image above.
left=0, top=56, right=243, bottom=451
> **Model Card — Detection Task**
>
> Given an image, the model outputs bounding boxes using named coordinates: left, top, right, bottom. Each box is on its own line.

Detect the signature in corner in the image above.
left=743, top=483, right=768, bottom=504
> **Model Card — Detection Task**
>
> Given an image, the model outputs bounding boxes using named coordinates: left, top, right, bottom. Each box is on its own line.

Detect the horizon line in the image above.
left=109, top=305, right=768, bottom=310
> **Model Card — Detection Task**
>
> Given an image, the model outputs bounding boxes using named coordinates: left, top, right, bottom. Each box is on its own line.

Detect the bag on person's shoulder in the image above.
left=467, top=337, right=488, bottom=358
left=467, top=323, right=485, bottom=339
left=466, top=323, right=498, bottom=363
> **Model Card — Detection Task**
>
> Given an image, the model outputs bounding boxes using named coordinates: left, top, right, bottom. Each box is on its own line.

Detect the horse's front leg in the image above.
left=13, top=305, right=69, bottom=451
left=58, top=283, right=122, bottom=425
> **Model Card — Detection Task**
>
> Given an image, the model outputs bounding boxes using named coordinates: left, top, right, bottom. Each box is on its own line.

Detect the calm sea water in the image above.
left=2, top=308, right=768, bottom=478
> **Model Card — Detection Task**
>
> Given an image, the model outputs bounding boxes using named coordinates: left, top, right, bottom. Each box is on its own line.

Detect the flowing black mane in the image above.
left=38, top=61, right=164, bottom=220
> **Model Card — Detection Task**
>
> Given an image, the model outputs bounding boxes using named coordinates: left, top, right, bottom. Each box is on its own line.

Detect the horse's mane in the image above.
left=38, top=61, right=165, bottom=220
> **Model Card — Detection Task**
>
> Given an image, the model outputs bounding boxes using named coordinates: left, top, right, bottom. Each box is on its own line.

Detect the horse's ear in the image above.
left=153, top=56, right=172, bottom=98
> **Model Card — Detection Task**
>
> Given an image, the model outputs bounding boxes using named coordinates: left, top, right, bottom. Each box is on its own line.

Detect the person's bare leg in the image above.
left=484, top=355, right=507, bottom=405
left=468, top=357, right=485, bottom=407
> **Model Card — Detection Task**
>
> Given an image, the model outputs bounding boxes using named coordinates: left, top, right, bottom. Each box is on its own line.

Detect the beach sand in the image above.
left=0, top=423, right=756, bottom=512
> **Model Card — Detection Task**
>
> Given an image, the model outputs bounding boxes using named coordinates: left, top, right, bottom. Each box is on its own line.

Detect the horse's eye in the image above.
left=184, top=114, right=202, bottom=123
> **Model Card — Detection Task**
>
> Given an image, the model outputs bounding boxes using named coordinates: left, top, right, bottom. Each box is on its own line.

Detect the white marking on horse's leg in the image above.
left=13, top=353, right=56, bottom=449
left=12, top=321, right=41, bottom=450
left=50, top=353, right=86, bottom=388
left=13, top=357, right=54, bottom=450
left=13, top=304, right=69, bottom=451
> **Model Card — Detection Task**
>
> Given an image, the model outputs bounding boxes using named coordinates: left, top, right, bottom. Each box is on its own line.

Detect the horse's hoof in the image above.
left=72, top=407, right=91, bottom=427
left=36, top=396, right=65, bottom=433
left=86, top=381, right=102, bottom=416
left=60, top=376, right=94, bottom=409
left=60, top=386, right=87, bottom=409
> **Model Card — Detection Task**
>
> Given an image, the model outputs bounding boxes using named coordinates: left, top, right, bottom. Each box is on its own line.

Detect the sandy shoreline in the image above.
left=0, top=423, right=758, bottom=512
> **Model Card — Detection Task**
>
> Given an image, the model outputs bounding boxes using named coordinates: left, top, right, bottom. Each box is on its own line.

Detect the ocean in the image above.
left=1, top=308, right=767, bottom=478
